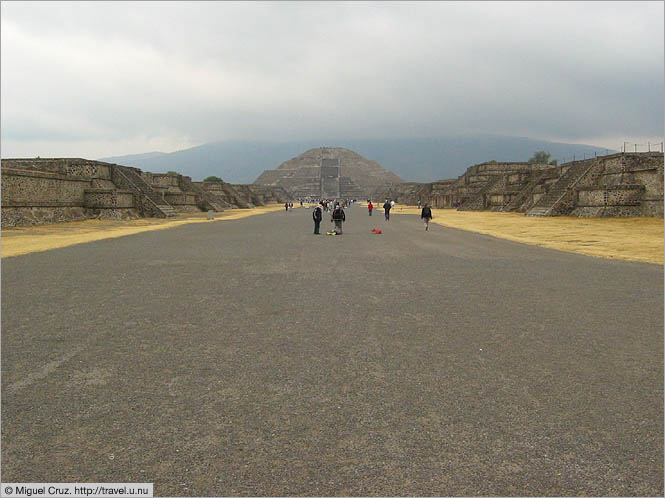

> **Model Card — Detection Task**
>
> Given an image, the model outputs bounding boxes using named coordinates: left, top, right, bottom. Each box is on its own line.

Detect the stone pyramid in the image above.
left=253, top=147, right=403, bottom=199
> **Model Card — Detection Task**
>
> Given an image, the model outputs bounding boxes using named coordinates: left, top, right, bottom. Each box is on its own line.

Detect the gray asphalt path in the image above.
left=2, top=205, right=663, bottom=496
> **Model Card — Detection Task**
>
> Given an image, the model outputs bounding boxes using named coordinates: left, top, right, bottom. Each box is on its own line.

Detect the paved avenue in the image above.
left=2, top=206, right=663, bottom=496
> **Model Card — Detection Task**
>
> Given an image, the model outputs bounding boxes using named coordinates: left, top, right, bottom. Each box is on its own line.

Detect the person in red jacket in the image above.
left=368, top=201, right=373, bottom=216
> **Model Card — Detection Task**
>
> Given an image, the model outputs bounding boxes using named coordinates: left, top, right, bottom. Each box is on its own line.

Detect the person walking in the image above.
left=313, top=204, right=322, bottom=234
left=383, top=199, right=391, bottom=220
left=421, top=202, right=433, bottom=231
left=285, top=201, right=289, bottom=212
left=331, top=203, right=346, bottom=234
left=368, top=201, right=373, bottom=216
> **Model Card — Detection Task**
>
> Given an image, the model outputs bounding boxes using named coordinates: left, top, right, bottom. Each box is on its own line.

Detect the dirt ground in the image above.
left=2, top=203, right=663, bottom=264
left=1, top=204, right=285, bottom=258
left=371, top=204, right=664, bottom=265
left=3, top=200, right=662, bottom=496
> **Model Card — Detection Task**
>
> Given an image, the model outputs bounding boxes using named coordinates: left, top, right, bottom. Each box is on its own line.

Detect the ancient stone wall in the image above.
left=383, top=153, right=662, bottom=218
left=4, top=152, right=660, bottom=226
left=1, top=163, right=139, bottom=226
left=370, top=182, right=432, bottom=205
left=136, top=172, right=201, bottom=212
left=110, top=166, right=175, bottom=218
left=164, top=192, right=199, bottom=211
left=200, top=182, right=250, bottom=208
left=2, top=206, right=92, bottom=227
left=568, top=154, right=663, bottom=217
left=195, top=181, right=289, bottom=209
left=1, top=158, right=112, bottom=180
left=83, top=189, right=139, bottom=220
left=245, top=185, right=290, bottom=204
left=2, top=167, right=91, bottom=207
left=145, top=173, right=180, bottom=190
left=522, top=154, right=659, bottom=216
left=84, top=189, right=135, bottom=209
left=1, top=157, right=293, bottom=227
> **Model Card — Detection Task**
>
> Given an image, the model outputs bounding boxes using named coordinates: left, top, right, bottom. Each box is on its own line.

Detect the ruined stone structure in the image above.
left=526, top=153, right=663, bottom=217
left=435, top=161, right=557, bottom=212
left=1, top=158, right=290, bottom=227
left=1, top=159, right=140, bottom=226
left=4, top=152, right=660, bottom=227
left=254, top=147, right=403, bottom=199
left=373, top=152, right=664, bottom=217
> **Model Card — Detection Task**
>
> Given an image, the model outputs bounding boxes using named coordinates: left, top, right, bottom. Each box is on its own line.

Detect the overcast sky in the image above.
left=1, top=1, right=663, bottom=158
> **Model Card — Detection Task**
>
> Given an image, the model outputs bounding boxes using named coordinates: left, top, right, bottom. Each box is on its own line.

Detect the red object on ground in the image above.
left=371, top=228, right=382, bottom=234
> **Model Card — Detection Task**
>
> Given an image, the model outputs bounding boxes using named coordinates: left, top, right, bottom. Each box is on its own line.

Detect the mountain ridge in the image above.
left=98, top=135, right=615, bottom=183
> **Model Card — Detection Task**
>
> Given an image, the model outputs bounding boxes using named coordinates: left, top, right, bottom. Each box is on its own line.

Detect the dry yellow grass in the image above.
left=388, top=205, right=663, bottom=265
left=1, top=204, right=285, bottom=258
left=3, top=203, right=663, bottom=264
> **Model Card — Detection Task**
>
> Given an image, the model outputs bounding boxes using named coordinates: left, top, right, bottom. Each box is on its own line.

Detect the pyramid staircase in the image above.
left=500, top=175, right=543, bottom=212
left=457, top=176, right=503, bottom=211
left=178, top=176, right=230, bottom=211
left=111, top=165, right=178, bottom=217
left=525, top=160, right=597, bottom=217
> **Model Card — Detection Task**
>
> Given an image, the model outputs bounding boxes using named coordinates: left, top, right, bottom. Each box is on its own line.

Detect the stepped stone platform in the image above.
left=254, top=147, right=403, bottom=199
left=373, top=153, right=663, bottom=218
left=1, top=158, right=290, bottom=227
left=5, top=152, right=660, bottom=227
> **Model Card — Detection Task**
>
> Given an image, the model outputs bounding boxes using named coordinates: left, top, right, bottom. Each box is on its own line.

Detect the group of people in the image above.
left=312, top=200, right=345, bottom=234
left=366, top=199, right=396, bottom=220
left=298, top=197, right=357, bottom=209
left=311, top=198, right=433, bottom=234
left=369, top=199, right=431, bottom=229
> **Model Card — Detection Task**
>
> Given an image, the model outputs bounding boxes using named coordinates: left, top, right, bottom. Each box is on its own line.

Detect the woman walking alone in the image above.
left=421, top=203, right=433, bottom=231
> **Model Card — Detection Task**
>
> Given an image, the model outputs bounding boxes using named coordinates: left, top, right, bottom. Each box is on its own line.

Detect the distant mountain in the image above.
left=100, top=151, right=168, bottom=163
left=99, top=141, right=317, bottom=184
left=341, top=136, right=615, bottom=182
left=97, top=135, right=615, bottom=183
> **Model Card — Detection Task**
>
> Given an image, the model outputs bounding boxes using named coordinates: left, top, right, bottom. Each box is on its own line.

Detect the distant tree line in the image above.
left=528, top=151, right=558, bottom=166
left=485, top=151, right=557, bottom=166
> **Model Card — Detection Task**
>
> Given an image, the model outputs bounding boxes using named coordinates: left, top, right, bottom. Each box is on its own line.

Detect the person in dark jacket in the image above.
left=331, top=204, right=346, bottom=234
left=383, top=200, right=391, bottom=220
left=421, top=202, right=433, bottom=231
left=313, top=205, right=322, bottom=234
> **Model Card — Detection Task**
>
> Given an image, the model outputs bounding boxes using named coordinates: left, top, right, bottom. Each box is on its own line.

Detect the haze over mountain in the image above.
left=108, top=151, right=168, bottom=162
left=4, top=3, right=662, bottom=164
left=99, top=135, right=616, bottom=184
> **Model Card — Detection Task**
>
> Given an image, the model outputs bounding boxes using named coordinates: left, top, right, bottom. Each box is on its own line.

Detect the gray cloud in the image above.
left=1, top=1, right=663, bottom=158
